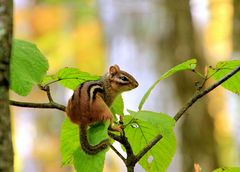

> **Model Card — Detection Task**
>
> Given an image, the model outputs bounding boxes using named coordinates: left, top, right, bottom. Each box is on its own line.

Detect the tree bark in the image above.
left=0, top=0, right=14, bottom=172
left=233, top=0, right=240, bottom=51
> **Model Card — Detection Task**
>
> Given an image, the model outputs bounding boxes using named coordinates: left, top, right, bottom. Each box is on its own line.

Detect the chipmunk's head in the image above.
left=108, top=65, right=138, bottom=93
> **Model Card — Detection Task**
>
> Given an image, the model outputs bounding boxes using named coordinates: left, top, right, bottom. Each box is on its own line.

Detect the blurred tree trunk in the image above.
left=0, top=0, right=14, bottom=172
left=233, top=0, right=240, bottom=51
left=233, top=0, right=240, bottom=162
left=156, top=1, right=219, bottom=171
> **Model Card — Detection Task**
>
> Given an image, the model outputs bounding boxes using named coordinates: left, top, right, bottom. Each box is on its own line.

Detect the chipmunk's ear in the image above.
left=109, top=65, right=120, bottom=75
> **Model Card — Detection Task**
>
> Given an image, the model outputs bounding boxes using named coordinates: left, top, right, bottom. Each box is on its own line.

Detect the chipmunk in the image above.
left=66, top=65, right=138, bottom=154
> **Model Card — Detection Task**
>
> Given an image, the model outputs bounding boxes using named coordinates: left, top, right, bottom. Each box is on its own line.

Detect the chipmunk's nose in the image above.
left=133, top=80, right=139, bottom=88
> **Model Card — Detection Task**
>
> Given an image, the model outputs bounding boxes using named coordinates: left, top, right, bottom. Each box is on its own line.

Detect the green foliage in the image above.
left=10, top=39, right=49, bottom=96
left=60, top=118, right=79, bottom=165
left=213, top=167, right=240, bottom=172
left=73, top=149, right=106, bottom=172
left=42, top=67, right=100, bottom=90
left=124, top=110, right=176, bottom=172
left=60, top=118, right=108, bottom=172
left=110, top=95, right=124, bottom=118
left=9, top=40, right=240, bottom=172
left=57, top=67, right=99, bottom=89
left=208, top=60, right=240, bottom=95
left=139, top=59, right=197, bottom=110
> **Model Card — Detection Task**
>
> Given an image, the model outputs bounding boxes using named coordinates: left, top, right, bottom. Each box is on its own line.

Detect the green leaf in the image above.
left=60, top=118, right=109, bottom=172
left=139, top=59, right=197, bottom=110
left=88, top=122, right=110, bottom=145
left=208, top=60, right=240, bottom=95
left=10, top=39, right=49, bottom=96
left=124, top=110, right=176, bottom=172
left=73, top=149, right=106, bottom=172
left=213, top=167, right=240, bottom=172
left=60, top=118, right=79, bottom=165
left=110, top=95, right=124, bottom=119
left=73, top=122, right=109, bottom=172
left=47, top=67, right=100, bottom=90
left=127, top=110, right=175, bottom=134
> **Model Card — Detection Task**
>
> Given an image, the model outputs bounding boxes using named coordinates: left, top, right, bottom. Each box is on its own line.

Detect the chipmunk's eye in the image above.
left=120, top=76, right=129, bottom=82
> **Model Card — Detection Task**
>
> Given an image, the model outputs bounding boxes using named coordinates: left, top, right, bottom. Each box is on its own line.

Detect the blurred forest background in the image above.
left=12, top=0, right=240, bottom=172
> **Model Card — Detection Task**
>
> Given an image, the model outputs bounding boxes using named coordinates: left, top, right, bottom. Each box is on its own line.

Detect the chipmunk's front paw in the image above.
left=109, top=124, right=123, bottom=132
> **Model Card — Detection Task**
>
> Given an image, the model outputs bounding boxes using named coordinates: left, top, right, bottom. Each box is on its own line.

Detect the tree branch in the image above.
left=10, top=85, right=66, bottom=111
left=128, top=65, right=240, bottom=165
left=9, top=100, right=66, bottom=111
left=108, top=132, right=134, bottom=156
left=174, top=65, right=240, bottom=121
left=110, top=145, right=126, bottom=163
left=134, top=134, right=162, bottom=163
left=39, top=85, right=54, bottom=103
left=109, top=130, right=135, bottom=170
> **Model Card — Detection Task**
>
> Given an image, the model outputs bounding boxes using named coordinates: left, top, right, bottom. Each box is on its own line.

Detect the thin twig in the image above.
left=134, top=134, right=162, bottom=163
left=174, top=65, right=240, bottom=121
left=39, top=85, right=54, bottom=102
left=10, top=85, right=66, bottom=111
left=9, top=100, right=66, bottom=111
left=110, top=145, right=126, bottom=163
left=45, top=86, right=54, bottom=102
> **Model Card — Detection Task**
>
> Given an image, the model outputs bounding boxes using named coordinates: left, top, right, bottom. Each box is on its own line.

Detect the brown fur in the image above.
left=66, top=82, right=113, bottom=126
left=66, top=65, right=138, bottom=154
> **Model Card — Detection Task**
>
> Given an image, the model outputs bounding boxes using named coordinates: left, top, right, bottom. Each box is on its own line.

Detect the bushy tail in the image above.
left=79, top=125, right=109, bottom=154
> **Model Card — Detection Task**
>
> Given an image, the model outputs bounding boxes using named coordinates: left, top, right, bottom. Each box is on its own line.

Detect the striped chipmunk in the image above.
left=66, top=65, right=138, bottom=154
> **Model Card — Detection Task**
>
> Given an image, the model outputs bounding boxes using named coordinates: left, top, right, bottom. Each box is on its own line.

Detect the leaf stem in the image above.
left=192, top=69, right=205, bottom=79
left=43, top=78, right=61, bottom=87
